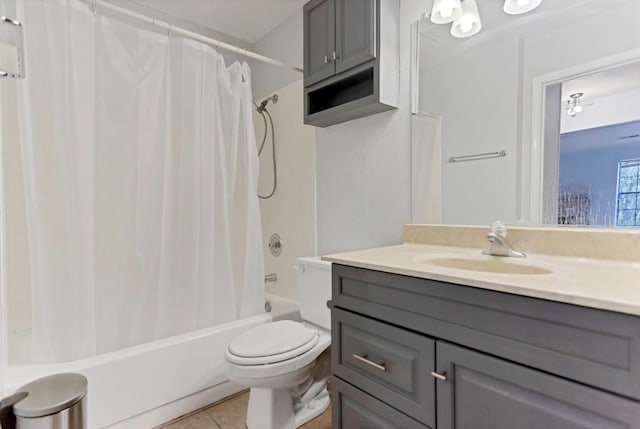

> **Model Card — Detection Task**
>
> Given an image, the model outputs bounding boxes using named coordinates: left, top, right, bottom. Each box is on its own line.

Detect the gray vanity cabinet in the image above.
left=332, top=307, right=436, bottom=427
left=437, top=342, right=640, bottom=429
left=330, top=264, right=640, bottom=428
left=332, top=377, right=430, bottom=429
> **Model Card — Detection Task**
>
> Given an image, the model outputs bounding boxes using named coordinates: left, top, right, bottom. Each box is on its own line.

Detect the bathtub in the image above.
left=4, top=294, right=299, bottom=429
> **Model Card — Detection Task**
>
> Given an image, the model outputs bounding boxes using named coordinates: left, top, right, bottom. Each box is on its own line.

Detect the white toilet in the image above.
left=224, top=257, right=332, bottom=429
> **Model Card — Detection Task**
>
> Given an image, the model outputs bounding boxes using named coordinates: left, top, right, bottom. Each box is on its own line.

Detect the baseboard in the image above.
left=106, top=381, right=244, bottom=429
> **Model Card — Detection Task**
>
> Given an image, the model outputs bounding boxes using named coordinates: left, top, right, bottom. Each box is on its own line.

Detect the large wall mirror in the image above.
left=410, top=0, right=640, bottom=227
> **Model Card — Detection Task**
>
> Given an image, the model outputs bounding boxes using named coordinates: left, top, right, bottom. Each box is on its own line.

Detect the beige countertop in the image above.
left=322, top=243, right=640, bottom=316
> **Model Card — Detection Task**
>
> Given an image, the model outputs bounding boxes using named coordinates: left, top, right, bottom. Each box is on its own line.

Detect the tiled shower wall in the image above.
left=255, top=79, right=317, bottom=302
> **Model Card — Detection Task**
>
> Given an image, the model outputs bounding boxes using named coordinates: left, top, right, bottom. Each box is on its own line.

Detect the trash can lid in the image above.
left=14, top=373, right=87, bottom=418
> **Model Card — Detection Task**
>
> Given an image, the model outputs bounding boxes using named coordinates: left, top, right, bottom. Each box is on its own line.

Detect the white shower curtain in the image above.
left=17, top=0, right=264, bottom=363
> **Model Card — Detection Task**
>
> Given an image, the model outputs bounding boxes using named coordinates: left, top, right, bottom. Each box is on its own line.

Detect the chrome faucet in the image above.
left=482, top=221, right=526, bottom=258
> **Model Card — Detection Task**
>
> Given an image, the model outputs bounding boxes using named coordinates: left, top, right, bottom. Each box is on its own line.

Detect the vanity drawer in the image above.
left=332, top=376, right=430, bottom=429
left=332, top=307, right=435, bottom=427
left=332, top=264, right=640, bottom=400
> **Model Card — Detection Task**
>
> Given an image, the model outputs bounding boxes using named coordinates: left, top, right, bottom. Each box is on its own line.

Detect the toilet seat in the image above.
left=226, top=320, right=320, bottom=366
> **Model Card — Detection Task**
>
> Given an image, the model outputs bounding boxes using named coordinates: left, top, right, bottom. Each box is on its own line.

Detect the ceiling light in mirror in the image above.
left=503, top=0, right=543, bottom=15
left=566, top=93, right=595, bottom=117
left=431, top=0, right=463, bottom=24
left=451, top=0, right=482, bottom=38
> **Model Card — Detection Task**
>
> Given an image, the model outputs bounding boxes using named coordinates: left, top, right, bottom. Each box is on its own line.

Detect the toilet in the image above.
left=224, top=257, right=332, bottom=429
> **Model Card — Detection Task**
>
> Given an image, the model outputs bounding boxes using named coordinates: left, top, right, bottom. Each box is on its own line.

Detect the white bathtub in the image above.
left=4, top=294, right=299, bottom=429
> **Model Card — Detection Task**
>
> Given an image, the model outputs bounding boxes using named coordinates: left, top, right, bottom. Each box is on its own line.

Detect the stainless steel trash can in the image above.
left=0, top=373, right=87, bottom=429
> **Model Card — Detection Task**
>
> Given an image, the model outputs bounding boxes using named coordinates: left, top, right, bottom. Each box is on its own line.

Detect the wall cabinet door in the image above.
left=334, top=0, right=376, bottom=74
left=435, top=341, right=640, bottom=429
left=303, top=0, right=335, bottom=86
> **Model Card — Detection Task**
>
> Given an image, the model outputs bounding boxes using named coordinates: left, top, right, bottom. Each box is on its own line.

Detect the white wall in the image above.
left=250, top=10, right=303, bottom=101
left=561, top=89, right=640, bottom=134
left=251, top=1, right=426, bottom=255
left=315, top=1, right=425, bottom=253
left=419, top=36, right=520, bottom=225
left=255, top=80, right=316, bottom=302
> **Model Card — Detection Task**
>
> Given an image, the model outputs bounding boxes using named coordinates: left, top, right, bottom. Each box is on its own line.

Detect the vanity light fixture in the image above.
left=503, top=0, right=543, bottom=15
left=566, top=93, right=595, bottom=117
left=429, top=0, right=543, bottom=39
left=451, top=0, right=482, bottom=38
left=430, top=0, right=463, bottom=24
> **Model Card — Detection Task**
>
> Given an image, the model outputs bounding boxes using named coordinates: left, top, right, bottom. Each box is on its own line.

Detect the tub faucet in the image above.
left=482, top=221, right=526, bottom=258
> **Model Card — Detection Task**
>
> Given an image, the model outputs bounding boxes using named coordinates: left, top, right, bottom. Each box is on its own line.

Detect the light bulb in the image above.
left=431, top=0, right=463, bottom=24
left=450, top=0, right=482, bottom=38
left=574, top=105, right=583, bottom=113
left=503, top=0, right=542, bottom=15
left=459, top=19, right=473, bottom=33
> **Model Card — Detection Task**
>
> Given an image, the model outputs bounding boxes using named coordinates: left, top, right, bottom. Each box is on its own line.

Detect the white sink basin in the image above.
left=415, top=256, right=552, bottom=275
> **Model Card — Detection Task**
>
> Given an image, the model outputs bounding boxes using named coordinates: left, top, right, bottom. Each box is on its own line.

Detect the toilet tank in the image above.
left=296, top=256, right=332, bottom=331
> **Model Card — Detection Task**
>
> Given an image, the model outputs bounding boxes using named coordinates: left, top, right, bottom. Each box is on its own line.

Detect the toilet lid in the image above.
left=228, top=320, right=318, bottom=359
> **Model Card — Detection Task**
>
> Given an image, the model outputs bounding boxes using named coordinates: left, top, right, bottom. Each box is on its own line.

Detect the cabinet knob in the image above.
left=324, top=55, right=329, bottom=64
left=332, top=51, right=339, bottom=61
left=431, top=371, right=448, bottom=381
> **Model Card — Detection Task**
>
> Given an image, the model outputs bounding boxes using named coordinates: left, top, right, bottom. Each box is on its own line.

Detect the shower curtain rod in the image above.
left=86, top=0, right=304, bottom=73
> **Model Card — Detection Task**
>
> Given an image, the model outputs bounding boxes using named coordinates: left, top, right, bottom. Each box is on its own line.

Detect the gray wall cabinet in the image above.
left=303, top=0, right=398, bottom=127
left=303, top=0, right=335, bottom=85
left=334, top=0, right=376, bottom=74
left=330, top=264, right=640, bottom=428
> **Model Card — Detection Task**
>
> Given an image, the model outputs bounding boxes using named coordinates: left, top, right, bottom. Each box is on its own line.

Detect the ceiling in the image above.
left=561, top=61, right=640, bottom=102
left=124, top=0, right=307, bottom=44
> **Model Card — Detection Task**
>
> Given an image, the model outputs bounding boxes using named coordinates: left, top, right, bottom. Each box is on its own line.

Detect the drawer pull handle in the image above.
left=431, top=371, right=447, bottom=381
left=352, top=353, right=387, bottom=371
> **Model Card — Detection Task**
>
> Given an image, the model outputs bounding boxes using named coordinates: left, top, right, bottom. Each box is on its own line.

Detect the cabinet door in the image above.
left=303, top=0, right=335, bottom=86
left=335, top=0, right=376, bottom=74
left=332, top=308, right=435, bottom=427
left=436, top=341, right=640, bottom=429
left=332, top=377, right=429, bottom=429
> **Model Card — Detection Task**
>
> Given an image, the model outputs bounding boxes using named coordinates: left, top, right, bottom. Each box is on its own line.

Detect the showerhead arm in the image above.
left=255, top=94, right=278, bottom=113
left=256, top=99, right=269, bottom=113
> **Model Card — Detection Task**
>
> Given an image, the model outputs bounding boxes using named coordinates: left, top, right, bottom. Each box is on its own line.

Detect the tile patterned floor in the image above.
left=159, top=391, right=331, bottom=429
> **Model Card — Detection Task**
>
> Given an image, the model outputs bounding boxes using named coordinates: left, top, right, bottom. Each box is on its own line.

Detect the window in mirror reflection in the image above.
left=616, top=159, right=640, bottom=227
left=555, top=62, right=640, bottom=227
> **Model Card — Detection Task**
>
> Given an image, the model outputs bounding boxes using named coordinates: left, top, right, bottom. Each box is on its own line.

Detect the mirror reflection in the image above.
left=411, top=0, right=640, bottom=227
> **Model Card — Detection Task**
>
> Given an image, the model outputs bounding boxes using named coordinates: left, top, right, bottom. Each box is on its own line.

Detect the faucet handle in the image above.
left=490, top=220, right=507, bottom=236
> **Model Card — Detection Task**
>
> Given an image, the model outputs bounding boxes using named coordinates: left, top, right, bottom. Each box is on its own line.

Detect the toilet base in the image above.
left=294, top=387, right=330, bottom=427
left=246, top=387, right=330, bottom=429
